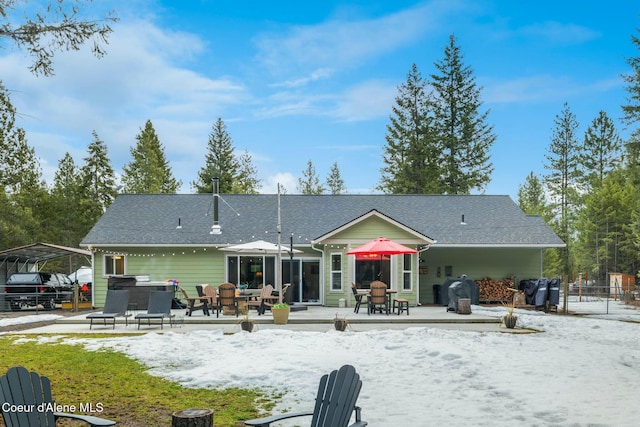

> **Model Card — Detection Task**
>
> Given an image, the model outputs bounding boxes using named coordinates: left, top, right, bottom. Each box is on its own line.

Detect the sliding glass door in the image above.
left=282, top=259, right=321, bottom=303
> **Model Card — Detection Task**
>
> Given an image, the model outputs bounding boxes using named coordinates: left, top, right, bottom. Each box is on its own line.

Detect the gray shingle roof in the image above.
left=80, top=194, right=565, bottom=248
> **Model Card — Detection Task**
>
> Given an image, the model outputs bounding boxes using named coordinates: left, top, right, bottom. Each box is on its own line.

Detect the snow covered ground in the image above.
left=7, top=299, right=636, bottom=426
left=0, top=314, right=61, bottom=328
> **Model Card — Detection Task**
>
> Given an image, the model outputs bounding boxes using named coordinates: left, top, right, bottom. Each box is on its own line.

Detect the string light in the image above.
left=88, top=228, right=313, bottom=258
left=91, top=247, right=222, bottom=257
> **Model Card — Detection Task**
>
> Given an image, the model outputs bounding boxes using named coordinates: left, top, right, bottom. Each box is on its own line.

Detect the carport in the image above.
left=0, top=243, right=92, bottom=312
left=0, top=242, right=91, bottom=284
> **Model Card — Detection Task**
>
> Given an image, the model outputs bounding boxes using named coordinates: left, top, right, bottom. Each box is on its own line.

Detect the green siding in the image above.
left=320, top=216, right=425, bottom=308
left=91, top=247, right=323, bottom=307
left=331, top=215, right=420, bottom=241
left=91, top=243, right=545, bottom=309
left=324, top=249, right=348, bottom=307
left=91, top=247, right=225, bottom=307
left=417, top=247, right=544, bottom=304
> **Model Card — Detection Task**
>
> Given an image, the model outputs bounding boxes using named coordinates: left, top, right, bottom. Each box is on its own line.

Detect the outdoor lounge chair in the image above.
left=244, top=364, right=367, bottom=427
left=202, top=284, right=220, bottom=317
left=178, top=285, right=209, bottom=317
left=134, top=290, right=175, bottom=329
left=0, top=366, right=116, bottom=426
left=217, top=282, right=239, bottom=317
left=86, top=289, right=131, bottom=329
left=247, top=284, right=276, bottom=315
left=261, top=284, right=290, bottom=314
left=367, top=281, right=389, bottom=315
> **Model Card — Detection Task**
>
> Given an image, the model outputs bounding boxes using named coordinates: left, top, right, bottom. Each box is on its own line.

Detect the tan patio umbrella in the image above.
left=220, top=239, right=301, bottom=303
left=219, top=240, right=301, bottom=254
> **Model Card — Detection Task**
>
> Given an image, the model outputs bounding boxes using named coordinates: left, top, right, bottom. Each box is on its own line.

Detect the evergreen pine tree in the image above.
left=326, top=162, right=346, bottom=194
left=544, top=102, right=582, bottom=275
left=193, top=118, right=239, bottom=193
left=122, top=120, right=181, bottom=193
left=380, top=64, right=440, bottom=194
left=0, top=0, right=116, bottom=76
left=50, top=153, right=83, bottom=246
left=233, top=150, right=261, bottom=194
left=0, top=82, right=28, bottom=191
left=517, top=172, right=561, bottom=276
left=79, top=131, right=117, bottom=223
left=517, top=172, right=552, bottom=220
left=621, top=26, right=640, bottom=126
left=298, top=160, right=325, bottom=194
left=574, top=171, right=638, bottom=284
left=0, top=82, right=47, bottom=246
left=581, top=111, right=622, bottom=190
left=430, top=34, right=495, bottom=194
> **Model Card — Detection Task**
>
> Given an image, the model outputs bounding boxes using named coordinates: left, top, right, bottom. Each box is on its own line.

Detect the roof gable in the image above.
left=314, top=209, right=435, bottom=245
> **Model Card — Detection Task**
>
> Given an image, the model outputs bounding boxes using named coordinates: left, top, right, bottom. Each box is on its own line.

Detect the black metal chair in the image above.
left=0, top=366, right=116, bottom=426
left=351, top=283, right=367, bottom=313
left=244, top=364, right=367, bottom=427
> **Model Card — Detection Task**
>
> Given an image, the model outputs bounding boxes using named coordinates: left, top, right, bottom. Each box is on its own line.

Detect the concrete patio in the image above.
left=8, top=304, right=530, bottom=334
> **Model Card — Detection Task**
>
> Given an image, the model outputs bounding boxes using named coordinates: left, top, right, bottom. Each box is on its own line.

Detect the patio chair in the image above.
left=0, top=366, right=116, bottom=426
left=367, top=281, right=389, bottom=315
left=202, top=284, right=220, bottom=317
left=178, top=285, right=209, bottom=317
left=217, top=283, right=239, bottom=317
left=134, top=291, right=175, bottom=329
left=244, top=364, right=367, bottom=427
left=351, top=283, right=367, bottom=314
left=86, top=289, right=131, bottom=329
left=247, top=284, right=276, bottom=315
left=262, top=284, right=290, bottom=313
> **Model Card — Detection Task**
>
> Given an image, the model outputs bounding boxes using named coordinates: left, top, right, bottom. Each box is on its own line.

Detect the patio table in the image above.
left=356, top=289, right=396, bottom=314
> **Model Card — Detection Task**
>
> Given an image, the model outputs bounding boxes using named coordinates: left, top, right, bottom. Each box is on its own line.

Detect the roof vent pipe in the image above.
left=461, top=214, right=466, bottom=225
left=210, top=177, right=222, bottom=234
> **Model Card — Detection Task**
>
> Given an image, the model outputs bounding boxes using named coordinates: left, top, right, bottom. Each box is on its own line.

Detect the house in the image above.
left=80, top=193, right=565, bottom=308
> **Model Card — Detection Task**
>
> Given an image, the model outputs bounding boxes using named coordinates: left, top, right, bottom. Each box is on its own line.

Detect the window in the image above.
left=227, top=255, right=275, bottom=288
left=330, top=253, right=342, bottom=291
left=104, top=255, right=126, bottom=275
left=402, top=254, right=412, bottom=291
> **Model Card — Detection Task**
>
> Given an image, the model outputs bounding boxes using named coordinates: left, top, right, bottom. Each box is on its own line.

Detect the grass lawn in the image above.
left=0, top=334, right=275, bottom=426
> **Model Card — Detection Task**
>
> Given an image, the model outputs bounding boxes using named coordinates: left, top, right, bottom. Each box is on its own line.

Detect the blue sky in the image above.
left=1, top=0, right=638, bottom=197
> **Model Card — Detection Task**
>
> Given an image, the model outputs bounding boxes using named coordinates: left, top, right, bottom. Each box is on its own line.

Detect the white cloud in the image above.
left=518, top=21, right=600, bottom=45
left=483, top=75, right=622, bottom=104
left=270, top=68, right=335, bottom=89
left=261, top=172, right=298, bottom=194
left=0, top=19, right=249, bottom=191
left=253, top=0, right=463, bottom=79
left=332, top=79, right=397, bottom=121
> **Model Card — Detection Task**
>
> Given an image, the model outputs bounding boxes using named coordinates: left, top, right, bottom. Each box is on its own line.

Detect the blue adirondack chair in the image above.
left=244, top=364, right=367, bottom=427
left=0, top=366, right=116, bottom=426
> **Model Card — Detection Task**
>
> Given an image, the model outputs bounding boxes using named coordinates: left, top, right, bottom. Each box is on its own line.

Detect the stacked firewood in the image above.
left=476, top=276, right=516, bottom=302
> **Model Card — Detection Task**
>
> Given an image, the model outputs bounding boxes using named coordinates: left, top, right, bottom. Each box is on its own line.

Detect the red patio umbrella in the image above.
left=347, top=237, right=417, bottom=256
left=355, top=253, right=390, bottom=261
left=347, top=238, right=417, bottom=282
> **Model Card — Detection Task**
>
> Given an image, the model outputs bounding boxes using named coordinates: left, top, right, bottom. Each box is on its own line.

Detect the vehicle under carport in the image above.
left=0, top=242, right=91, bottom=311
